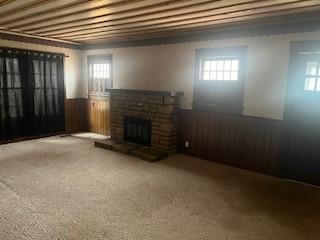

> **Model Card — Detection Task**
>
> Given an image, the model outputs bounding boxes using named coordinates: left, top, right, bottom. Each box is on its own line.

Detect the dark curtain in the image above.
left=31, top=55, right=65, bottom=135
left=0, top=48, right=65, bottom=141
left=0, top=49, right=26, bottom=140
left=0, top=51, right=5, bottom=140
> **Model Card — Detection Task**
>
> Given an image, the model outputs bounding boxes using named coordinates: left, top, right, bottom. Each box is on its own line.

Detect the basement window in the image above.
left=304, top=61, right=320, bottom=91
left=88, top=55, right=112, bottom=95
left=201, top=59, right=239, bottom=81
left=193, top=47, right=246, bottom=114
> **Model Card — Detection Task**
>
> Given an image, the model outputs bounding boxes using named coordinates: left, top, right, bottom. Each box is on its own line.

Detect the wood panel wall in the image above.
left=65, top=98, right=88, bottom=133
left=178, top=110, right=285, bottom=177
left=88, top=95, right=110, bottom=136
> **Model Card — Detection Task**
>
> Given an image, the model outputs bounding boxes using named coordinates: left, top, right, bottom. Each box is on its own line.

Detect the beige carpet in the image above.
left=0, top=135, right=320, bottom=240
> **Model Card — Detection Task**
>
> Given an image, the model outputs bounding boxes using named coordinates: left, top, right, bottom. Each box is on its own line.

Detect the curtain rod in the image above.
left=0, top=46, right=68, bottom=58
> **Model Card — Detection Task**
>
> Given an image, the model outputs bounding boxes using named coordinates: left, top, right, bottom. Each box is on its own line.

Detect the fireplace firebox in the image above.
left=123, top=116, right=151, bottom=146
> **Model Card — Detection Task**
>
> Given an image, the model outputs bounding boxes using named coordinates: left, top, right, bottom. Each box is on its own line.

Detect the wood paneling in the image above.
left=65, top=98, right=88, bottom=133
left=0, top=0, right=320, bottom=45
left=88, top=95, right=110, bottom=136
left=178, top=110, right=284, bottom=177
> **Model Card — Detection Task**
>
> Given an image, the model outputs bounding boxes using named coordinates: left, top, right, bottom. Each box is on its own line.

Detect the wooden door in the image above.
left=87, top=55, right=112, bottom=136
left=88, top=95, right=110, bottom=136
left=285, top=46, right=320, bottom=185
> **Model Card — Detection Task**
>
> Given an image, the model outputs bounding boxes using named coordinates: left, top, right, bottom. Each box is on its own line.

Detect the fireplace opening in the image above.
left=123, top=116, right=151, bottom=146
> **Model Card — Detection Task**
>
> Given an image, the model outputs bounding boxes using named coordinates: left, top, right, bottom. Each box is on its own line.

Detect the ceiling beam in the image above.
left=0, top=0, right=139, bottom=26
left=48, top=0, right=312, bottom=39
left=61, top=5, right=320, bottom=41
left=0, top=0, right=55, bottom=19
left=82, top=12, right=320, bottom=49
left=20, top=0, right=213, bottom=32
left=38, top=0, right=264, bottom=37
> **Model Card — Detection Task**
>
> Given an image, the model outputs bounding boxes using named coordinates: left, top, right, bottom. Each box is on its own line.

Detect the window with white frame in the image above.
left=304, top=61, right=320, bottom=91
left=88, top=55, right=112, bottom=95
left=201, top=58, right=239, bottom=81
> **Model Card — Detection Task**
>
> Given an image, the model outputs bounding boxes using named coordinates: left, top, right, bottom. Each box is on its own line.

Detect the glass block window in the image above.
left=304, top=61, right=320, bottom=91
left=201, top=58, right=239, bottom=81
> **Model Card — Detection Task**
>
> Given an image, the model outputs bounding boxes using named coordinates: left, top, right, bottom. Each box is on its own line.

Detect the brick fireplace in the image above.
left=108, top=89, right=183, bottom=155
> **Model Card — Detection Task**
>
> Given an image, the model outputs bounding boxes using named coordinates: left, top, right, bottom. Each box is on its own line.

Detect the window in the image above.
left=201, top=59, right=239, bottom=81
left=304, top=61, right=320, bottom=91
left=193, top=47, right=246, bottom=114
left=88, top=55, right=112, bottom=95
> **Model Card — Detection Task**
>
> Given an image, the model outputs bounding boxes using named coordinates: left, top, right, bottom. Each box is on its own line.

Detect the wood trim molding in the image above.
left=0, top=32, right=82, bottom=49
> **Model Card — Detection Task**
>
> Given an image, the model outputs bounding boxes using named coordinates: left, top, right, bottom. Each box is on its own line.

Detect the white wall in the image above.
left=3, top=31, right=320, bottom=119
left=0, top=39, right=83, bottom=99
left=83, top=31, right=320, bottom=120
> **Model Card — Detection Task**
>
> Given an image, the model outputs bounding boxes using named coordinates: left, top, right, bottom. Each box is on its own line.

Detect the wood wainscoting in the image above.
left=178, top=110, right=284, bottom=177
left=65, top=97, right=111, bottom=135
left=65, top=98, right=88, bottom=133
left=88, top=95, right=110, bottom=136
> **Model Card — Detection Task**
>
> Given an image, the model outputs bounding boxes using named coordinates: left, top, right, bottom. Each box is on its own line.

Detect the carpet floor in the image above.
left=0, top=134, right=320, bottom=240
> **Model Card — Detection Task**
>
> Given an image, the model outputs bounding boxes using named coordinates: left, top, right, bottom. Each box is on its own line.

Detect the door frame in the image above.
left=283, top=40, right=320, bottom=182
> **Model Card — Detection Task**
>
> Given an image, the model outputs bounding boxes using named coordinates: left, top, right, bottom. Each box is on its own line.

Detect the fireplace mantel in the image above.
left=107, top=89, right=183, bottom=97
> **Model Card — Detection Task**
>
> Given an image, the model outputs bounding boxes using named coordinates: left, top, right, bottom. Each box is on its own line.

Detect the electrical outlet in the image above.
left=185, top=141, right=190, bottom=148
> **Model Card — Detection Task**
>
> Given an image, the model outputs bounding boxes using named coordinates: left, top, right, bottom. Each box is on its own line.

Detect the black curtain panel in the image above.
left=0, top=48, right=65, bottom=141
left=31, top=54, right=65, bottom=135
left=0, top=50, right=5, bottom=140
left=0, top=49, right=26, bottom=140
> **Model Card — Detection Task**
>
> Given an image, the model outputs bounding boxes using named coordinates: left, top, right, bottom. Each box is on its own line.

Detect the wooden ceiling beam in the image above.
left=28, top=0, right=316, bottom=37
left=0, top=0, right=16, bottom=7
left=47, top=0, right=311, bottom=39
left=0, top=0, right=319, bottom=45
left=70, top=6, right=320, bottom=42
left=59, top=4, right=320, bottom=41
left=38, top=0, right=265, bottom=36
left=80, top=14, right=320, bottom=48
left=20, top=0, right=215, bottom=32
left=10, top=0, right=191, bottom=30
left=0, top=0, right=140, bottom=26
left=0, top=0, right=55, bottom=19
